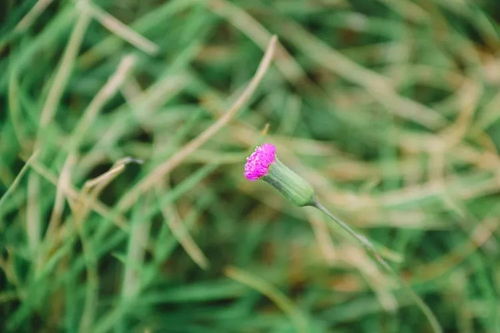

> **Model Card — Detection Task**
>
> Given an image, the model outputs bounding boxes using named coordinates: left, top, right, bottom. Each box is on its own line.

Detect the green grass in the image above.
left=1, top=0, right=499, bottom=332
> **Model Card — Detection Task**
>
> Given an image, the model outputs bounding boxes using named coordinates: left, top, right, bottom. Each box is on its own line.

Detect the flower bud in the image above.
left=244, top=143, right=315, bottom=207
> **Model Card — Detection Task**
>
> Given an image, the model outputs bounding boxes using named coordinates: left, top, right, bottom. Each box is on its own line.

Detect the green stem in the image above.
left=313, top=199, right=442, bottom=333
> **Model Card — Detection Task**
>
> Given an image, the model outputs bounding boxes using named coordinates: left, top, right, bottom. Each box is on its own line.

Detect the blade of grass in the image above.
left=117, top=35, right=278, bottom=211
left=83, top=2, right=159, bottom=55
left=313, top=200, right=443, bottom=333
left=225, top=266, right=310, bottom=333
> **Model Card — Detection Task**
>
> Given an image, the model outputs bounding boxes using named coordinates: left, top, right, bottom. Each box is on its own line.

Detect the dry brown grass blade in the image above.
left=38, top=2, right=91, bottom=134
left=84, top=158, right=142, bottom=194
left=26, top=172, right=41, bottom=254
left=120, top=194, right=152, bottom=301
left=87, top=74, right=189, bottom=155
left=118, top=35, right=278, bottom=211
left=158, top=186, right=209, bottom=270
left=72, top=158, right=143, bottom=226
left=69, top=54, right=136, bottom=152
left=0, top=151, right=38, bottom=212
left=45, top=155, right=76, bottom=241
left=413, top=218, right=499, bottom=282
left=29, top=160, right=128, bottom=230
left=305, top=209, right=337, bottom=264
left=279, top=22, right=447, bottom=129
left=210, top=0, right=304, bottom=83
left=14, top=0, right=54, bottom=33
left=82, top=2, right=159, bottom=55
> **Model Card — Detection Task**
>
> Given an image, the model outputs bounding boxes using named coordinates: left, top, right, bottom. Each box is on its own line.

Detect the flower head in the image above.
left=244, top=143, right=276, bottom=181
left=244, top=143, right=315, bottom=206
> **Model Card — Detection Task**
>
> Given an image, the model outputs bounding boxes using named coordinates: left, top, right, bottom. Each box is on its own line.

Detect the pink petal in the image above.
left=244, top=143, right=277, bottom=181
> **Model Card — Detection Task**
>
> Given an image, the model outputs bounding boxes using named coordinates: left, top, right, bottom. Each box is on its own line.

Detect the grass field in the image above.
left=1, top=0, right=499, bottom=332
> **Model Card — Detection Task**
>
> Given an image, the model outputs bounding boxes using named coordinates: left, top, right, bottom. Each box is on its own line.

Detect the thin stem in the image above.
left=313, top=199, right=442, bottom=333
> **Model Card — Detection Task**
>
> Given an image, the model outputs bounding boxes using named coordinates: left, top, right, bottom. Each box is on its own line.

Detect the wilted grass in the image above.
left=1, top=0, right=499, bottom=332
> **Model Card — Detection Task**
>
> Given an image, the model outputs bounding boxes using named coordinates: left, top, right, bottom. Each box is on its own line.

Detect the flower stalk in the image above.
left=312, top=199, right=442, bottom=333
left=244, top=143, right=442, bottom=333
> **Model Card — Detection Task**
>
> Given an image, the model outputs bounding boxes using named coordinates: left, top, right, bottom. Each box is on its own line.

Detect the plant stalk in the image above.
left=313, top=199, right=442, bottom=333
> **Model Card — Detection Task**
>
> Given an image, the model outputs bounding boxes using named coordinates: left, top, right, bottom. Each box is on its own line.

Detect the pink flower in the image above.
left=244, top=143, right=277, bottom=181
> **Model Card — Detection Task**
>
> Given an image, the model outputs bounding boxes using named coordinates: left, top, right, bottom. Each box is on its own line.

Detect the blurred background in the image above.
left=1, top=0, right=499, bottom=332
